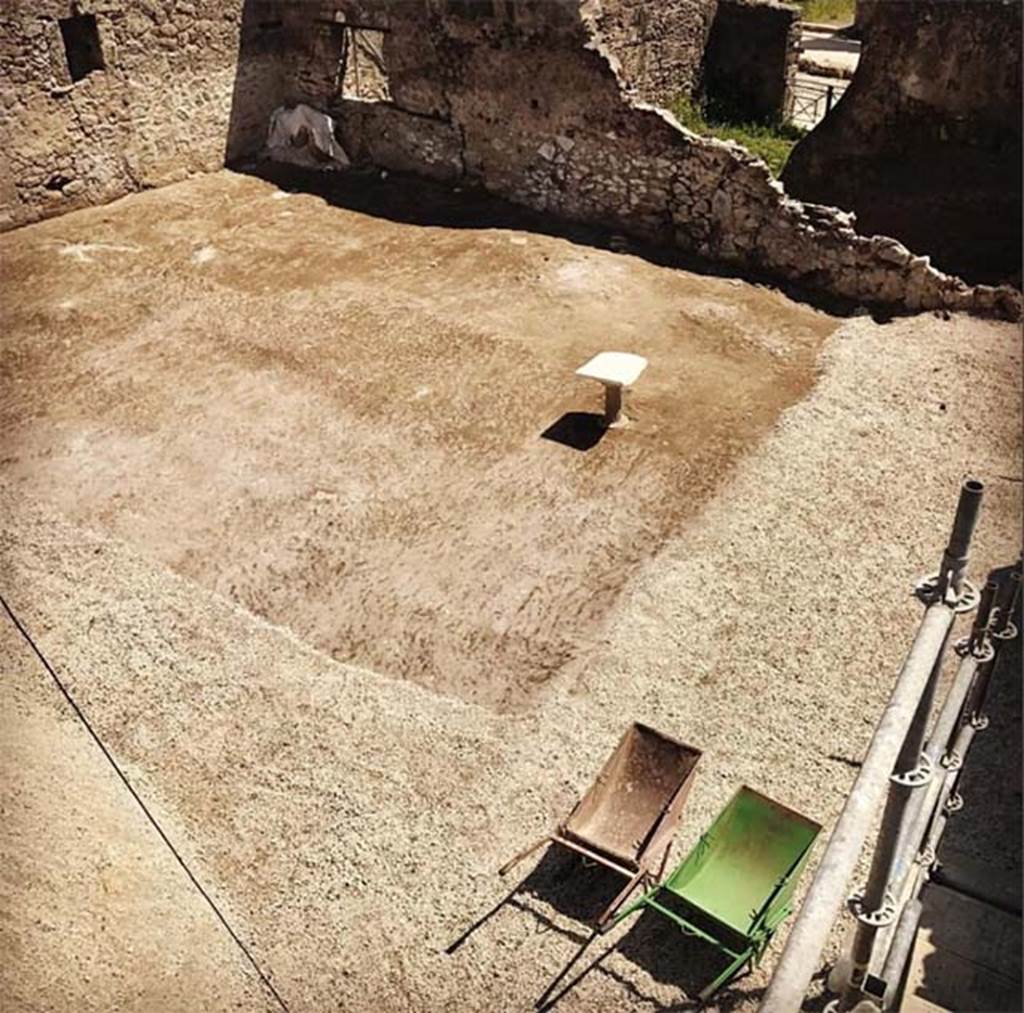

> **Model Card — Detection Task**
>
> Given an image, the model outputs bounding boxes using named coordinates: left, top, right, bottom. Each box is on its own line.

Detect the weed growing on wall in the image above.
left=670, top=98, right=807, bottom=177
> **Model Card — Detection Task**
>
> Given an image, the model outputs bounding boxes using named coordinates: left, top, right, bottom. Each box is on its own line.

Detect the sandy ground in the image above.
left=1, top=170, right=1020, bottom=1013
left=1, top=619, right=279, bottom=1013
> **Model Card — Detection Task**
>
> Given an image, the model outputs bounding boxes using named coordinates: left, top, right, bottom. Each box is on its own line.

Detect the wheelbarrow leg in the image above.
left=535, top=928, right=600, bottom=1009
left=655, top=842, right=672, bottom=882
left=697, top=947, right=753, bottom=1004
left=499, top=835, right=551, bottom=876
left=445, top=876, right=526, bottom=954
left=596, top=868, right=646, bottom=930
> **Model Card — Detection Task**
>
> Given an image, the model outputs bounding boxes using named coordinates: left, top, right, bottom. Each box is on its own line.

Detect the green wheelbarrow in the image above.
left=610, top=785, right=821, bottom=1002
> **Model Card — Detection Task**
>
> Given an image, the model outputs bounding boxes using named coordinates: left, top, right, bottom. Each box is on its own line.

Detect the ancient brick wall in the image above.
left=703, top=0, right=799, bottom=123
left=0, top=0, right=286, bottom=231
left=278, top=0, right=1018, bottom=318
left=591, top=0, right=718, bottom=107
left=782, top=0, right=1022, bottom=285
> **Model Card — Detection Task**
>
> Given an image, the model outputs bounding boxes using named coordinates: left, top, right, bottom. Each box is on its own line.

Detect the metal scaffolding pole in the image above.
left=760, top=479, right=983, bottom=1013
left=880, top=581, right=998, bottom=922
left=759, top=601, right=954, bottom=1013
left=869, top=580, right=999, bottom=999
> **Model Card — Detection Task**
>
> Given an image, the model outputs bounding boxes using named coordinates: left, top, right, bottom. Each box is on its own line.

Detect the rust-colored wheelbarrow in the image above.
left=500, top=722, right=702, bottom=926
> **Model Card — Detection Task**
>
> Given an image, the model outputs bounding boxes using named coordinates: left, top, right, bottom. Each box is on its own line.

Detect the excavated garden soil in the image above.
left=0, top=169, right=834, bottom=710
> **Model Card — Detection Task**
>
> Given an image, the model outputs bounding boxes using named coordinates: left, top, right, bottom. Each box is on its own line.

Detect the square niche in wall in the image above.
left=340, top=27, right=391, bottom=102
left=58, top=14, right=105, bottom=83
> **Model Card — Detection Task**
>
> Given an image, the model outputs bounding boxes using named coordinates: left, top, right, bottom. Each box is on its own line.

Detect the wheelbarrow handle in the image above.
left=498, top=834, right=551, bottom=876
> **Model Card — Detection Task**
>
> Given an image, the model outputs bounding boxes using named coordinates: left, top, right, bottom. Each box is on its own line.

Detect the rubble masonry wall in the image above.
left=284, top=0, right=1020, bottom=318
left=704, top=0, right=799, bottom=124
left=0, top=0, right=286, bottom=231
left=1, top=0, right=1019, bottom=319
left=590, top=0, right=717, bottom=108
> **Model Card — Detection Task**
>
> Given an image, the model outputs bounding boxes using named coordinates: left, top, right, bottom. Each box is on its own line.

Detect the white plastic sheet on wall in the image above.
left=266, top=104, right=350, bottom=169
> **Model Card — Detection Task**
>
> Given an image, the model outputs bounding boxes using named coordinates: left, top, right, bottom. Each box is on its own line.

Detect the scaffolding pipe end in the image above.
left=940, top=478, right=984, bottom=595
left=950, top=478, right=984, bottom=547
left=992, top=568, right=1021, bottom=636
left=971, top=580, right=999, bottom=641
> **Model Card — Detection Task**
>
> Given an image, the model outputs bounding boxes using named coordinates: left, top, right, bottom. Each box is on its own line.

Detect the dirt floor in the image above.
left=0, top=168, right=834, bottom=711
left=1, top=169, right=1020, bottom=1013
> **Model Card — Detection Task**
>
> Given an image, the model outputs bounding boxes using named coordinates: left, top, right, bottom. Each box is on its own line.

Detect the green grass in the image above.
left=796, top=0, right=855, bottom=26
left=670, top=98, right=807, bottom=177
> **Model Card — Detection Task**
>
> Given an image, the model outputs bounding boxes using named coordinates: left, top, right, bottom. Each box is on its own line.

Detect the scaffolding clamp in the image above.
left=847, top=888, right=896, bottom=929
left=914, top=573, right=979, bottom=613
left=954, top=634, right=995, bottom=662
left=943, top=791, right=964, bottom=815
left=891, top=751, right=933, bottom=789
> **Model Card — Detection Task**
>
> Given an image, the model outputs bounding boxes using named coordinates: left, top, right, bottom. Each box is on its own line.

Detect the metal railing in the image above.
left=789, top=77, right=849, bottom=130
left=761, top=478, right=1021, bottom=1012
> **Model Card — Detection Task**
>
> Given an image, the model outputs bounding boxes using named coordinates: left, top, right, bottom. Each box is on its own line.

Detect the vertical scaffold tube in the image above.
left=760, top=479, right=983, bottom=1013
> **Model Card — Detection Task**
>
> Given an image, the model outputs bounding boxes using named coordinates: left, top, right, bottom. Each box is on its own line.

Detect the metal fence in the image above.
left=761, top=478, right=1021, bottom=1012
left=789, top=77, right=849, bottom=130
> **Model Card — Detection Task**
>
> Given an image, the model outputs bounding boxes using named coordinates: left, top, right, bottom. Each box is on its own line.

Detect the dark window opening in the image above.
left=58, top=14, right=105, bottom=83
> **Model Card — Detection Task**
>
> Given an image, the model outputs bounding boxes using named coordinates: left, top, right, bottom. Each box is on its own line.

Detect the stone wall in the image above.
left=592, top=0, right=718, bottom=107
left=782, top=0, right=1022, bottom=285
left=0, top=0, right=1018, bottom=319
left=277, top=0, right=1019, bottom=319
left=0, top=0, right=286, bottom=231
left=704, top=0, right=799, bottom=123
